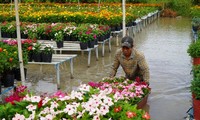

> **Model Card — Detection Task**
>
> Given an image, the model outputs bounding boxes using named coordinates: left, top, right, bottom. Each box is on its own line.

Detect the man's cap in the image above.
left=121, top=36, right=133, bottom=48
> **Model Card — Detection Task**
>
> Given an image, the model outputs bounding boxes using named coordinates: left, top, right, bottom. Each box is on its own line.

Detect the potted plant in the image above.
left=41, top=44, right=54, bottom=62
left=63, top=23, right=76, bottom=41
left=5, top=22, right=17, bottom=38
left=192, top=17, right=200, bottom=32
left=77, top=24, right=98, bottom=49
left=32, top=42, right=42, bottom=62
left=0, top=41, right=19, bottom=87
left=54, top=30, right=64, bottom=48
left=187, top=40, right=200, bottom=65
left=25, top=23, right=38, bottom=41
left=22, top=39, right=34, bottom=62
left=191, top=65, right=200, bottom=120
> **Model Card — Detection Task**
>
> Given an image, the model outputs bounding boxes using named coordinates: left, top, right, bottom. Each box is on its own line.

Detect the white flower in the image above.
left=30, top=96, right=41, bottom=103
left=93, top=115, right=100, bottom=120
left=70, top=90, right=83, bottom=100
left=102, top=96, right=113, bottom=106
left=77, top=110, right=85, bottom=118
left=26, top=104, right=37, bottom=111
left=40, top=114, right=54, bottom=120
left=78, top=84, right=90, bottom=93
left=58, top=95, right=71, bottom=101
left=23, top=94, right=31, bottom=101
left=26, top=111, right=35, bottom=120
left=12, top=113, right=25, bottom=120
left=39, top=107, right=51, bottom=115
left=64, top=104, right=77, bottom=116
left=50, top=101, right=59, bottom=109
left=99, top=105, right=109, bottom=115
left=42, top=97, right=51, bottom=106
left=46, top=114, right=54, bottom=120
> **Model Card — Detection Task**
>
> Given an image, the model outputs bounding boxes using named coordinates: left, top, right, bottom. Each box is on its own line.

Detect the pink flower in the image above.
left=93, top=34, right=97, bottom=39
left=88, top=82, right=101, bottom=87
left=51, top=90, right=66, bottom=98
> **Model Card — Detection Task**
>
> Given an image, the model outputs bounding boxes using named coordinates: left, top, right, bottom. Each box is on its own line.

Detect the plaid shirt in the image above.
left=110, top=48, right=150, bottom=83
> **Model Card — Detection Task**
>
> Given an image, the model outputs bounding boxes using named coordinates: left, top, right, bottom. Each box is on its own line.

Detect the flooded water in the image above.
left=25, top=17, right=193, bottom=120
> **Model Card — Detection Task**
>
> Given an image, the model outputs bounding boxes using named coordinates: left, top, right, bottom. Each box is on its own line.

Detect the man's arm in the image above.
left=109, top=51, right=120, bottom=78
left=138, top=54, right=150, bottom=84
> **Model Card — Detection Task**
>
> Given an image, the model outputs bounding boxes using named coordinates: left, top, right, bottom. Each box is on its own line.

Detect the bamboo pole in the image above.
left=14, top=0, right=25, bottom=84
left=122, top=0, right=126, bottom=37
left=0, top=25, right=2, bottom=41
left=98, top=0, right=101, bottom=12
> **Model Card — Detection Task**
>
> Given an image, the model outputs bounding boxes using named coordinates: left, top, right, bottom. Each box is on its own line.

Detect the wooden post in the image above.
left=122, top=0, right=126, bottom=37
left=0, top=25, right=2, bottom=41
left=14, top=0, right=25, bottom=84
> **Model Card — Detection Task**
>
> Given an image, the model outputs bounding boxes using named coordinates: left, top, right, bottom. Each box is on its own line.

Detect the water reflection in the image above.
left=134, top=17, right=192, bottom=120
left=25, top=17, right=192, bottom=120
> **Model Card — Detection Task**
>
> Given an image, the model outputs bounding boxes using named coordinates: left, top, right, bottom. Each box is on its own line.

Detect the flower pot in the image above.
left=2, top=32, right=8, bottom=38
left=28, top=51, right=33, bottom=62
left=88, top=40, right=95, bottom=48
left=3, top=72, right=15, bottom=87
left=193, top=58, right=200, bottom=65
left=33, top=52, right=42, bottom=62
left=94, top=39, right=98, bottom=45
left=11, top=32, right=17, bottom=38
left=80, top=42, right=88, bottom=50
left=56, top=41, right=64, bottom=48
left=41, top=53, right=52, bottom=62
left=70, top=35, right=78, bottom=41
left=21, top=33, right=28, bottom=39
left=98, top=35, right=104, bottom=42
left=115, top=25, right=121, bottom=31
left=13, top=68, right=27, bottom=81
left=64, top=35, right=71, bottom=41
left=137, top=93, right=149, bottom=109
left=192, top=25, right=199, bottom=32
left=111, top=25, right=116, bottom=32
left=193, top=98, right=200, bottom=120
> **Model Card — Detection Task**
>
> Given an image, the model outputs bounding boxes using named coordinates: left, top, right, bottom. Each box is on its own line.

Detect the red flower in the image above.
left=142, top=112, right=151, bottom=120
left=38, top=99, right=43, bottom=108
left=9, top=58, right=13, bottom=62
left=114, top=106, right=122, bottom=113
left=0, top=47, right=2, bottom=52
left=135, top=76, right=141, bottom=82
left=126, top=111, right=137, bottom=118
left=27, top=46, right=33, bottom=51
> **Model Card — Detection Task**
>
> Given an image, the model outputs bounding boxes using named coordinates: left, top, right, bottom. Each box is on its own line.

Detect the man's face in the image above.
left=122, top=46, right=132, bottom=57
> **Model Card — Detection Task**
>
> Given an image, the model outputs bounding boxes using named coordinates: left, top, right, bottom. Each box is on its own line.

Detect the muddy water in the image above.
left=25, top=17, right=192, bottom=120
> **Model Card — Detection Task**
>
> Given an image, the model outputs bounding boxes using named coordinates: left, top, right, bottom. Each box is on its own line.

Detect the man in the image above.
left=109, top=36, right=150, bottom=85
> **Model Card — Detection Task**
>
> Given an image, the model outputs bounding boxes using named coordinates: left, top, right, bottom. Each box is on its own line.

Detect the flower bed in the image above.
left=0, top=77, right=151, bottom=119
left=0, top=3, right=161, bottom=25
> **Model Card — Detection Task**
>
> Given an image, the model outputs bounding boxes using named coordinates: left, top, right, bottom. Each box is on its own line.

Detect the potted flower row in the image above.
left=0, top=77, right=151, bottom=119
left=187, top=38, right=200, bottom=119
left=1, top=22, right=111, bottom=43
left=28, top=42, right=54, bottom=62
left=190, top=65, right=200, bottom=120
left=0, top=40, right=29, bottom=87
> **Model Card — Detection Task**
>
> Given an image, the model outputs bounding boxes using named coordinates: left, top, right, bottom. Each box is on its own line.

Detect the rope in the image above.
left=0, top=86, right=15, bottom=95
